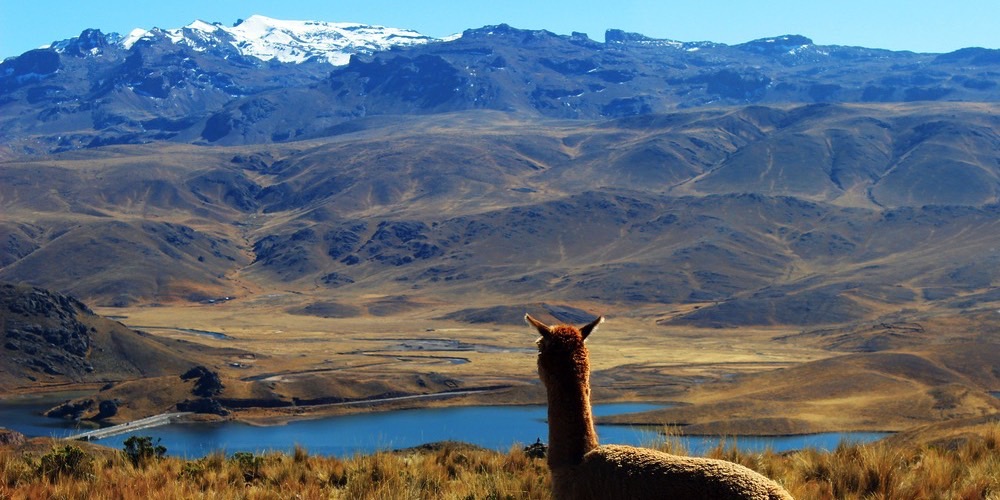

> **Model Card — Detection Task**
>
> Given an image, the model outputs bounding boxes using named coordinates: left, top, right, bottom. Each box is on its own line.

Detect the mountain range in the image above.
left=1, top=16, right=1000, bottom=330
left=3, top=16, right=999, bottom=156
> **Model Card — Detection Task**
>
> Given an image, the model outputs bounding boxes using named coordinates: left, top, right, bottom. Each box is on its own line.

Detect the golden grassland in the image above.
left=7, top=296, right=999, bottom=456
left=2, top=423, right=999, bottom=500
left=81, top=301, right=839, bottom=426
left=100, top=300, right=830, bottom=385
left=81, top=299, right=1000, bottom=437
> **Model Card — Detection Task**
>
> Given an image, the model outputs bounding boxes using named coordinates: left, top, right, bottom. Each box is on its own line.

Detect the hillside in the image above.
left=1, top=105, right=997, bottom=329
left=0, top=283, right=219, bottom=392
left=2, top=19, right=998, bottom=321
left=601, top=343, right=1000, bottom=434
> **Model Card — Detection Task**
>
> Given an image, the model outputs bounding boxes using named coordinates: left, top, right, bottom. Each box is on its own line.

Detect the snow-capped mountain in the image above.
left=4, top=18, right=1000, bottom=156
left=118, top=14, right=443, bottom=65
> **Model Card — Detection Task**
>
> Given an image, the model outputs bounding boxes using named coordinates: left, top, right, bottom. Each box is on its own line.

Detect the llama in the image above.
left=527, top=313, right=793, bottom=500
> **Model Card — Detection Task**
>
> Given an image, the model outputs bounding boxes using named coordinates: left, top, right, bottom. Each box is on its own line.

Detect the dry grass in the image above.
left=3, top=424, right=999, bottom=499
left=0, top=441, right=550, bottom=500
left=70, top=305, right=830, bottom=427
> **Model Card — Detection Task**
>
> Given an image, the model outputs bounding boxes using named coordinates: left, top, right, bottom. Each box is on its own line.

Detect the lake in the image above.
left=1, top=397, right=889, bottom=458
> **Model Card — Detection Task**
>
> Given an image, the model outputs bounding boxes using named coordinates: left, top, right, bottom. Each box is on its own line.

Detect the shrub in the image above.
left=229, top=451, right=264, bottom=482
left=38, top=445, right=91, bottom=481
left=122, top=436, right=166, bottom=468
left=179, top=460, right=204, bottom=480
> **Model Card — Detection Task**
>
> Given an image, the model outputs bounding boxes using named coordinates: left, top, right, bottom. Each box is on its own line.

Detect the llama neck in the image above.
left=545, top=371, right=599, bottom=469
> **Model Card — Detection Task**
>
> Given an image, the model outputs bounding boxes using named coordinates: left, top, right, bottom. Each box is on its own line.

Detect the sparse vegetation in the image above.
left=122, top=436, right=166, bottom=468
left=1, top=426, right=998, bottom=499
left=36, top=445, right=91, bottom=481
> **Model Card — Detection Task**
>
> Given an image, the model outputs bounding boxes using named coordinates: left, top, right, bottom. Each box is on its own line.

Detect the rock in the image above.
left=0, top=428, right=27, bottom=446
left=45, top=399, right=94, bottom=420
left=181, top=366, right=225, bottom=397
left=95, top=399, right=119, bottom=420
left=177, top=398, right=230, bottom=416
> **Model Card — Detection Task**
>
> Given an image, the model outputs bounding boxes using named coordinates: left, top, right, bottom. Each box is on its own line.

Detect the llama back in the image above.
left=552, top=444, right=793, bottom=500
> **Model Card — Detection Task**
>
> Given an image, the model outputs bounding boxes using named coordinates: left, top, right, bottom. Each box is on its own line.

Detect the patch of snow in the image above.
left=118, top=13, right=443, bottom=65
left=15, top=72, right=53, bottom=83
left=121, top=28, right=150, bottom=49
left=186, top=20, right=220, bottom=32
left=787, top=44, right=814, bottom=55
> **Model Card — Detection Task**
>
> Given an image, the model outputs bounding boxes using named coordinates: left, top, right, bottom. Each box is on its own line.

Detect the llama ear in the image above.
left=580, top=316, right=604, bottom=341
left=525, top=313, right=552, bottom=337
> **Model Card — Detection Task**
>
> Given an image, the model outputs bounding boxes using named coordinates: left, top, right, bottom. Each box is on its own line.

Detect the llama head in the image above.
left=526, top=314, right=604, bottom=385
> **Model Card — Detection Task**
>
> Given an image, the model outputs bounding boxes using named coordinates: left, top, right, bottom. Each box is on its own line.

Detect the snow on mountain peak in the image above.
left=120, top=14, right=441, bottom=65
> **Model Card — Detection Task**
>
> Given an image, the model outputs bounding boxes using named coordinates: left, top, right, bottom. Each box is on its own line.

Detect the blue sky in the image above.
left=2, top=0, right=999, bottom=59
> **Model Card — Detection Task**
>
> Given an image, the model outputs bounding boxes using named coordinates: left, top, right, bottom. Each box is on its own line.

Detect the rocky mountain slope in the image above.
left=0, top=283, right=213, bottom=391
left=2, top=20, right=998, bottom=155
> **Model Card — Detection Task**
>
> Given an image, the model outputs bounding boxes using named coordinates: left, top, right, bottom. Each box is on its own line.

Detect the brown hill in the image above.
left=0, top=104, right=998, bottom=327
left=601, top=344, right=1000, bottom=435
left=0, top=283, right=217, bottom=392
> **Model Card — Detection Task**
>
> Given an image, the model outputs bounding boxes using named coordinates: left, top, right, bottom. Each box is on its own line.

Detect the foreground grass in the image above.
left=2, top=425, right=999, bottom=499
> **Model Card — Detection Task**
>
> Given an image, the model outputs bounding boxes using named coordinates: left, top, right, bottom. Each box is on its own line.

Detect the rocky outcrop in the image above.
left=45, top=399, right=94, bottom=420
left=181, top=366, right=225, bottom=397
left=0, top=428, right=27, bottom=446
left=177, top=398, right=230, bottom=416
left=2, top=284, right=96, bottom=379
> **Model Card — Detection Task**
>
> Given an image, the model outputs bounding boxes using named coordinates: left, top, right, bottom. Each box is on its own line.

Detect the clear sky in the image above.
left=2, top=0, right=999, bottom=60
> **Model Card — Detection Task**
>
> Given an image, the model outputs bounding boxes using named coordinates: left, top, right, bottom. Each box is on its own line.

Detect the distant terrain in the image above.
left=1, top=18, right=999, bottom=437
left=0, top=283, right=215, bottom=394
left=2, top=105, right=998, bottom=326
left=3, top=21, right=1000, bottom=155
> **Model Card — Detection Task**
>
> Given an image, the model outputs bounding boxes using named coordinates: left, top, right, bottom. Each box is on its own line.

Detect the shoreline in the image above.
left=0, top=383, right=913, bottom=437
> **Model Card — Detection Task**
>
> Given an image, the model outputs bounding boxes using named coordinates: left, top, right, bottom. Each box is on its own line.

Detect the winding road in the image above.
left=319, top=386, right=509, bottom=408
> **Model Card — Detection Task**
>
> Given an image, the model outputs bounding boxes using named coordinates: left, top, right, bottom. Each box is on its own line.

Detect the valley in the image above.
left=2, top=106, right=1000, bottom=438
left=91, top=290, right=1000, bottom=435
left=1, top=20, right=999, bottom=454
left=88, top=300, right=825, bottom=421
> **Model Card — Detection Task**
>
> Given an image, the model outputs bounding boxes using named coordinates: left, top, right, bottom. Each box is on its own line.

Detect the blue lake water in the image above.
left=0, top=392, right=97, bottom=438
left=1, top=397, right=889, bottom=458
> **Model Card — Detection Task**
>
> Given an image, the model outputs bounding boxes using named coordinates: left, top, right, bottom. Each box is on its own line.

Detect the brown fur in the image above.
left=527, top=314, right=793, bottom=500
